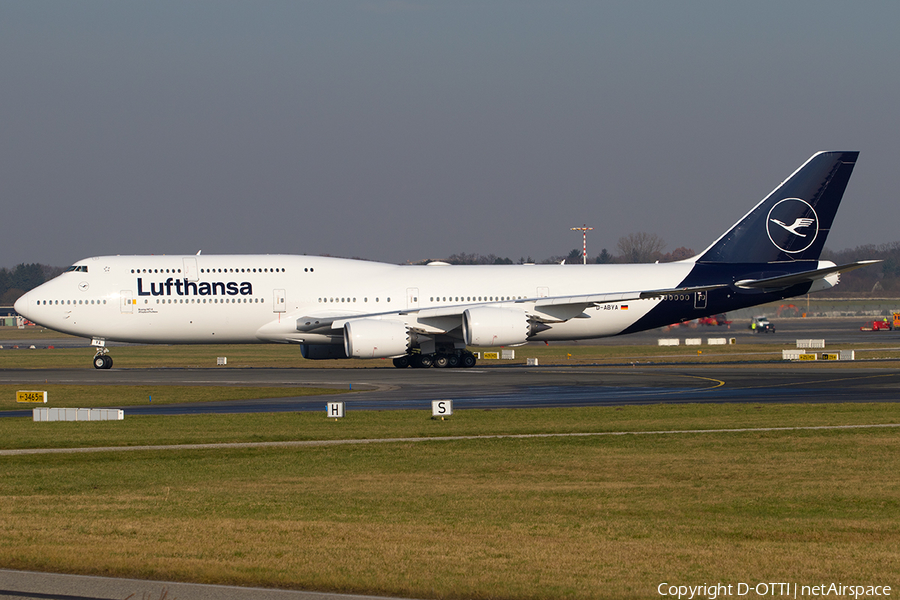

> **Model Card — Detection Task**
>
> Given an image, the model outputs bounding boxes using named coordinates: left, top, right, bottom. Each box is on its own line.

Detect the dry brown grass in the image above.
left=2, top=421, right=899, bottom=599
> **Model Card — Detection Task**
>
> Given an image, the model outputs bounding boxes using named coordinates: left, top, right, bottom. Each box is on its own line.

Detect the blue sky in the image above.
left=2, top=1, right=898, bottom=266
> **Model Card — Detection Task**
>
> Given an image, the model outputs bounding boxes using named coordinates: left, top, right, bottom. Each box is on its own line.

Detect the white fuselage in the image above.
left=15, top=254, right=693, bottom=345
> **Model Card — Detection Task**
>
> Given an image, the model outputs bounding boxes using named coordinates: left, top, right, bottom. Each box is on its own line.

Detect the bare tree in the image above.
left=616, top=232, right=666, bottom=263
left=658, top=246, right=695, bottom=263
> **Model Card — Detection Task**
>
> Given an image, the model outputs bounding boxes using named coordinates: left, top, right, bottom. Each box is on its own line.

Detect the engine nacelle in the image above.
left=300, top=344, right=349, bottom=360
left=463, top=307, right=530, bottom=347
left=343, top=319, right=410, bottom=359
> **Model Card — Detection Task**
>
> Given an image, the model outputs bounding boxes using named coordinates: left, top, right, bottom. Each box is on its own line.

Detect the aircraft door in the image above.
left=273, top=289, right=286, bottom=313
left=407, top=288, right=419, bottom=310
left=694, top=291, right=707, bottom=310
left=120, top=291, right=134, bottom=314
left=183, top=257, right=199, bottom=282
left=537, top=287, right=549, bottom=298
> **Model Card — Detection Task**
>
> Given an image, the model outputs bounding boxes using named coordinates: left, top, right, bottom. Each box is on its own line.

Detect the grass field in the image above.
left=2, top=403, right=900, bottom=599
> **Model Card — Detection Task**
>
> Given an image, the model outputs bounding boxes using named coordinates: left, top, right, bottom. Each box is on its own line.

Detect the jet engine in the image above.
left=343, top=319, right=410, bottom=359
left=462, top=307, right=530, bottom=347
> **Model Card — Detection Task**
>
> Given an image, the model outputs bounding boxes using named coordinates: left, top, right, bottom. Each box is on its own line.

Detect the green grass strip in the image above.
left=3, top=399, right=900, bottom=449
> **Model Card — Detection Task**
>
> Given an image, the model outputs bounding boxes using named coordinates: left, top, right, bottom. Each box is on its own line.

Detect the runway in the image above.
left=2, top=363, right=900, bottom=417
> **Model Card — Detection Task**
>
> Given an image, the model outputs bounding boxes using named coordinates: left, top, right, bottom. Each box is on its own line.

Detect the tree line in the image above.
left=820, top=242, right=900, bottom=297
left=426, top=233, right=900, bottom=297
left=0, top=264, right=64, bottom=306
left=422, top=232, right=691, bottom=266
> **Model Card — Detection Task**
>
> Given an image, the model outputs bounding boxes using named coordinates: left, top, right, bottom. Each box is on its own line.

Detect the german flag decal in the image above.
left=621, top=305, right=629, bottom=310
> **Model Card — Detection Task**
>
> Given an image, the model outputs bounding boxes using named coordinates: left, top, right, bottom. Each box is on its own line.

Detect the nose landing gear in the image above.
left=92, top=338, right=113, bottom=369
left=93, top=352, right=113, bottom=369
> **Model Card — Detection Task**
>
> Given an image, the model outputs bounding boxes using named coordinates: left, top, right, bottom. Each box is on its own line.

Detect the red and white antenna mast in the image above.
left=570, top=225, right=593, bottom=264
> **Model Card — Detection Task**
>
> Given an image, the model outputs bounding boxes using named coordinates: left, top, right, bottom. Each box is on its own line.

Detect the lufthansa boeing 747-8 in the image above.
left=16, top=151, right=876, bottom=369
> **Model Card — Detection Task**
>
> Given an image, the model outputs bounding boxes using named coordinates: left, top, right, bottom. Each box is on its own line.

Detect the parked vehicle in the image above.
left=697, top=313, right=731, bottom=327
left=666, top=313, right=731, bottom=330
left=749, top=316, right=775, bottom=333
left=861, top=319, right=892, bottom=331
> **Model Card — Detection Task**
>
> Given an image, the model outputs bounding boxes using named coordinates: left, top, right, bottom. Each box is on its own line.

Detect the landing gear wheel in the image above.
left=432, top=354, right=449, bottom=368
left=460, top=353, right=477, bottom=368
left=447, top=354, right=460, bottom=368
left=93, top=355, right=112, bottom=369
left=412, top=354, right=434, bottom=368
left=392, top=356, right=410, bottom=369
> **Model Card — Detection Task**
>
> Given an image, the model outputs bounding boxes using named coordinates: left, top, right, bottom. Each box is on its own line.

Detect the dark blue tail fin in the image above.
left=697, top=151, right=858, bottom=263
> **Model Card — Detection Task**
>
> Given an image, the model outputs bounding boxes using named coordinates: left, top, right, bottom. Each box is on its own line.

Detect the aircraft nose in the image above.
left=14, top=291, right=31, bottom=318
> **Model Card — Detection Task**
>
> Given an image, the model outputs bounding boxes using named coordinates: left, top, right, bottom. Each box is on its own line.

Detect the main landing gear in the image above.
left=393, top=351, right=477, bottom=369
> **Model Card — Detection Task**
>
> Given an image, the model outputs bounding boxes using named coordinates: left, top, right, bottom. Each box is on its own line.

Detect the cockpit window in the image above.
left=65, top=265, right=88, bottom=273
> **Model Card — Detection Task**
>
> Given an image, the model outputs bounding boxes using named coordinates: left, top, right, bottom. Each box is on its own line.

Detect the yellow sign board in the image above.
left=17, top=390, right=47, bottom=404
left=822, top=353, right=840, bottom=361
left=483, top=352, right=500, bottom=360
left=798, top=354, right=817, bottom=361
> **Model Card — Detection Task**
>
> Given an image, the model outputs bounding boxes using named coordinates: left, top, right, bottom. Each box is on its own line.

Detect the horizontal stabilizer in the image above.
left=734, top=260, right=880, bottom=290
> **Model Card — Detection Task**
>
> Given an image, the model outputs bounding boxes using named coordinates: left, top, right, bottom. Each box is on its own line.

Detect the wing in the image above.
left=257, top=281, right=731, bottom=342
left=390, top=282, right=730, bottom=331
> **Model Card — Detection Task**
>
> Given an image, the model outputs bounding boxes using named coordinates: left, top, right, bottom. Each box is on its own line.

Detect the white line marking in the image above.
left=3, top=423, right=899, bottom=456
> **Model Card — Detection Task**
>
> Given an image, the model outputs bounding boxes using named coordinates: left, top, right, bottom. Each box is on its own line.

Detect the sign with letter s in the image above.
left=432, top=399, right=453, bottom=417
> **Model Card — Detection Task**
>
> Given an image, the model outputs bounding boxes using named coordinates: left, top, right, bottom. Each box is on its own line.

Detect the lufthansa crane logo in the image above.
left=766, top=198, right=818, bottom=254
